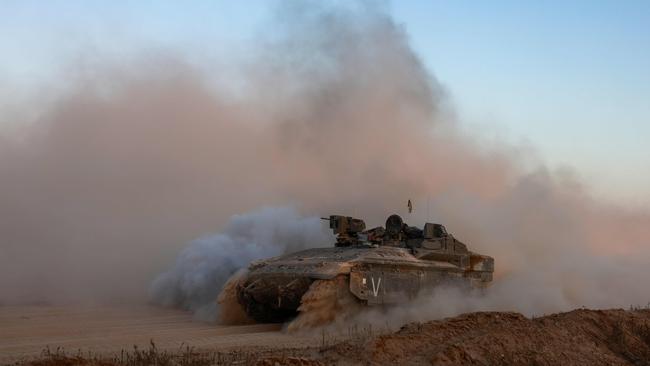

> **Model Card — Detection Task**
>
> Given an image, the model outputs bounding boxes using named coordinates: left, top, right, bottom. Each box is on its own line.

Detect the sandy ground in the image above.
left=6, top=306, right=650, bottom=365
left=0, top=305, right=318, bottom=364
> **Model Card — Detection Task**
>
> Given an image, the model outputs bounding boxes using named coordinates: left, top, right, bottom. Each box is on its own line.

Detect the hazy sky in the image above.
left=1, top=0, right=649, bottom=206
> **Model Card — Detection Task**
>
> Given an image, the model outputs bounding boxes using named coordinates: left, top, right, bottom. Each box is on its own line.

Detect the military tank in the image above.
left=231, top=214, right=494, bottom=325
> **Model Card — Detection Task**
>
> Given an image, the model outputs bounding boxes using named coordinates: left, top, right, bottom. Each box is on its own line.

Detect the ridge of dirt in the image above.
left=315, top=309, right=650, bottom=365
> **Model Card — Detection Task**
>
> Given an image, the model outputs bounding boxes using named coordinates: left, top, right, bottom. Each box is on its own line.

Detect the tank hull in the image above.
left=236, top=246, right=493, bottom=323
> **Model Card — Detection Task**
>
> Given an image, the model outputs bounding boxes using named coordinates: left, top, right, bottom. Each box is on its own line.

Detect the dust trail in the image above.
left=216, top=269, right=253, bottom=325
left=0, top=1, right=648, bottom=322
left=287, top=276, right=362, bottom=331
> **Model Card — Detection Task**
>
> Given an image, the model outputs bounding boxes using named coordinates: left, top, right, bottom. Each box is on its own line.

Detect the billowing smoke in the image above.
left=0, top=1, right=648, bottom=322
left=149, top=206, right=331, bottom=320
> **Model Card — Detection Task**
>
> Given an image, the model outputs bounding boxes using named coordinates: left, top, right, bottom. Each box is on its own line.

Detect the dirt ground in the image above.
left=316, top=308, right=650, bottom=365
left=0, top=305, right=319, bottom=364
left=5, top=306, right=650, bottom=365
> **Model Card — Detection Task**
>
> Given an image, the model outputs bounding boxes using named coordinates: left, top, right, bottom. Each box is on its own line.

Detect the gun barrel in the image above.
left=321, top=217, right=331, bottom=221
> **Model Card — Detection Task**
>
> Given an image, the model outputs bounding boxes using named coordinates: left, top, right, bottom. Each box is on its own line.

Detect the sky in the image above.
left=1, top=0, right=649, bottom=206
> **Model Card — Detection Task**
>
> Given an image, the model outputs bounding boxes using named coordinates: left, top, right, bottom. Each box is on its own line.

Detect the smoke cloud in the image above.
left=0, top=1, right=649, bottom=322
left=149, top=206, right=330, bottom=320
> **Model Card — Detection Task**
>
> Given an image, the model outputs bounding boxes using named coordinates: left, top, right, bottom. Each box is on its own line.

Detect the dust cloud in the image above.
left=149, top=206, right=330, bottom=321
left=0, top=1, right=648, bottom=323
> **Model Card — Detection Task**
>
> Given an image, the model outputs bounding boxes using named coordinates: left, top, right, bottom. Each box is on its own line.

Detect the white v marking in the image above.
left=371, top=277, right=381, bottom=297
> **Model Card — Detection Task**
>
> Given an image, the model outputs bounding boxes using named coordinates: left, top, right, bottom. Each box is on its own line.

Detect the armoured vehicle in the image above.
left=233, top=214, right=494, bottom=324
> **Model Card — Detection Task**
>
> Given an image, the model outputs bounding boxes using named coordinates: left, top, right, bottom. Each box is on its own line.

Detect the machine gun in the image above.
left=321, top=215, right=366, bottom=246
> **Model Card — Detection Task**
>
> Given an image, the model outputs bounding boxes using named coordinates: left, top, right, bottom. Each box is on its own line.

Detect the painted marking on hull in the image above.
left=371, top=277, right=382, bottom=297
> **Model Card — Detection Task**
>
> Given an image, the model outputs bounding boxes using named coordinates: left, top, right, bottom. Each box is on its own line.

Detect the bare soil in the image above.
left=0, top=305, right=318, bottom=364
left=317, top=308, right=650, bottom=365
left=5, top=306, right=650, bottom=365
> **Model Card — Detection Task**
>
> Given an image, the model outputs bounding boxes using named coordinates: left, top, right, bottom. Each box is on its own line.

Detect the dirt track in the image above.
left=0, top=305, right=317, bottom=364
